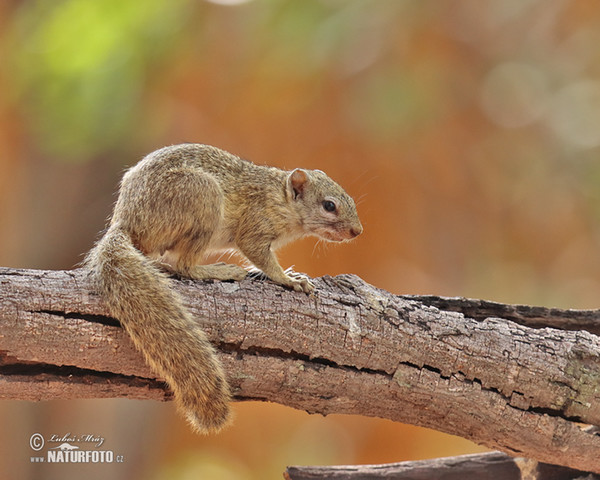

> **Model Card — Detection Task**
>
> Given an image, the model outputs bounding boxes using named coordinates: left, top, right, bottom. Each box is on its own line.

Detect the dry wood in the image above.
left=285, top=451, right=595, bottom=480
left=1, top=267, right=600, bottom=473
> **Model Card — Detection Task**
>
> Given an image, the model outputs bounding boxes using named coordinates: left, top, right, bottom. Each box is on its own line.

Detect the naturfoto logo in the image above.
left=29, top=433, right=124, bottom=464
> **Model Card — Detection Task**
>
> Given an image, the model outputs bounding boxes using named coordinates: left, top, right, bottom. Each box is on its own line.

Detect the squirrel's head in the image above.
left=286, top=168, right=363, bottom=242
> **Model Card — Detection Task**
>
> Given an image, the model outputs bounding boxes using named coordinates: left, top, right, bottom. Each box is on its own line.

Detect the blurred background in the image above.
left=2, top=0, right=600, bottom=478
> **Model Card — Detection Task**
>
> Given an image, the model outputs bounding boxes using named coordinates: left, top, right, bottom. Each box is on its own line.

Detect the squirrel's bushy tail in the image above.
left=84, top=226, right=231, bottom=433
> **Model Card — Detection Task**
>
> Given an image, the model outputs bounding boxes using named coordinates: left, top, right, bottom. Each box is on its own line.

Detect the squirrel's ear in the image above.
left=287, top=169, right=309, bottom=200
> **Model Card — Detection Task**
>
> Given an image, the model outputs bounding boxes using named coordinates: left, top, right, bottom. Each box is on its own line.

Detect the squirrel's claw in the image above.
left=285, top=271, right=315, bottom=293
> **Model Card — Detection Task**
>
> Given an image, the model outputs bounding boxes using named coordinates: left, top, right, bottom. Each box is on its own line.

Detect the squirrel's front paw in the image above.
left=284, top=272, right=314, bottom=293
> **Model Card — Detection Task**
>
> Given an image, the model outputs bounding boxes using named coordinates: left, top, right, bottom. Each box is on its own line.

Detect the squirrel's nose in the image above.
left=349, top=224, right=363, bottom=238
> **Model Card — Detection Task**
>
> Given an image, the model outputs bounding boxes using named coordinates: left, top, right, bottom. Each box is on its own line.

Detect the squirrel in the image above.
left=84, top=143, right=362, bottom=434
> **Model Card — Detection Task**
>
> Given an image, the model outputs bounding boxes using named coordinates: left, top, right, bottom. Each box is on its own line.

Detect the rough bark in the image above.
left=285, top=451, right=596, bottom=480
left=1, top=267, right=600, bottom=473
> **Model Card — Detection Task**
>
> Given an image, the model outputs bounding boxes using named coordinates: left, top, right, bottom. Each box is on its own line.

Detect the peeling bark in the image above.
left=1, top=267, right=600, bottom=472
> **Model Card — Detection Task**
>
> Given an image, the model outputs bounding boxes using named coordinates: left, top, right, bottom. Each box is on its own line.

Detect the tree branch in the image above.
left=1, top=268, right=600, bottom=472
left=284, top=451, right=596, bottom=480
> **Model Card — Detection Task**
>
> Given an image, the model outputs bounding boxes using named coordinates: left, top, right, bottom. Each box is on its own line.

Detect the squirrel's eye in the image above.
left=322, top=200, right=337, bottom=213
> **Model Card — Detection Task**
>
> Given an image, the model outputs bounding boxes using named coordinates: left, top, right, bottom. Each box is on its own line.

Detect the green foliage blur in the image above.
left=6, top=0, right=190, bottom=160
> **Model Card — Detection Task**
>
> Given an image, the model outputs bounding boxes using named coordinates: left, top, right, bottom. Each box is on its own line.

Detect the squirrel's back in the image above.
left=137, top=143, right=271, bottom=180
